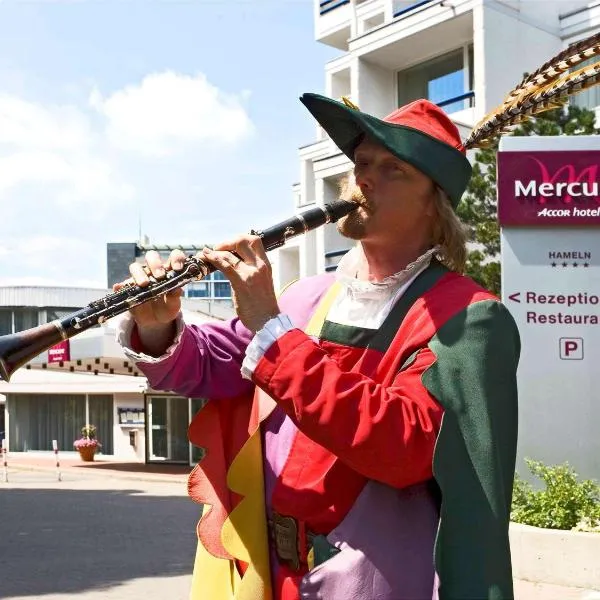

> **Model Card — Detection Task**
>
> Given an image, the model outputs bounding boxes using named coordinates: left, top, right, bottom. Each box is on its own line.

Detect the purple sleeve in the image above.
left=136, top=317, right=254, bottom=400
left=132, top=273, right=334, bottom=400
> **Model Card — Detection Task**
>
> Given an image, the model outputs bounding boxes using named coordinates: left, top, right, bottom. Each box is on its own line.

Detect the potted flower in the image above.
left=73, top=424, right=102, bottom=462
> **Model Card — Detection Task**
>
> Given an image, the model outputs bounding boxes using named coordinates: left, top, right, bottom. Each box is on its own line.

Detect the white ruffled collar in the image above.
left=335, top=244, right=438, bottom=296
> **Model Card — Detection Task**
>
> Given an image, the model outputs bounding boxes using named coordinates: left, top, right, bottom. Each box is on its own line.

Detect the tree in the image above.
left=457, top=105, right=600, bottom=296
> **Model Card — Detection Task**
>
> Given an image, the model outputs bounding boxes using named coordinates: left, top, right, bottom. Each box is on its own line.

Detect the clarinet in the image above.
left=0, top=200, right=357, bottom=381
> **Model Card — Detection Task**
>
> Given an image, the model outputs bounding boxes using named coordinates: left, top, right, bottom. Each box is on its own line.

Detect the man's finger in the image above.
left=167, top=249, right=187, bottom=272
left=214, top=235, right=264, bottom=266
left=202, top=248, right=246, bottom=276
left=144, top=250, right=166, bottom=279
left=129, top=262, right=150, bottom=286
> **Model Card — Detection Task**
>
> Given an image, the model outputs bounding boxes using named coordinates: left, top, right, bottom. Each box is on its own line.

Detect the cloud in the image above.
left=0, top=70, right=256, bottom=287
left=90, top=71, right=254, bottom=157
left=0, top=234, right=106, bottom=288
left=0, top=93, right=91, bottom=151
left=0, top=70, right=254, bottom=213
left=0, top=93, right=132, bottom=210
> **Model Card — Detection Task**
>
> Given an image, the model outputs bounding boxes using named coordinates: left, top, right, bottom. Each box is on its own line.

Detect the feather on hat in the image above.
left=300, top=32, right=600, bottom=209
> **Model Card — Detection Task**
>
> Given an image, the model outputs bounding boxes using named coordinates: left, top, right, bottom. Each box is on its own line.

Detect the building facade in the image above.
left=270, top=0, right=600, bottom=291
left=0, top=281, right=233, bottom=464
left=107, top=241, right=233, bottom=307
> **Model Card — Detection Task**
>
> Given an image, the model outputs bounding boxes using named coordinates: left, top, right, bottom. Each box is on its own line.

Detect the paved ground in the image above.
left=1, top=453, right=599, bottom=600
left=0, top=470, right=198, bottom=600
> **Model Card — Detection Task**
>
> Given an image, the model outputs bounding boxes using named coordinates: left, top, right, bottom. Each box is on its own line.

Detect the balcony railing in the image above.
left=324, top=249, right=350, bottom=272
left=393, top=0, right=434, bottom=18
left=319, top=0, right=351, bottom=16
left=436, top=90, right=475, bottom=111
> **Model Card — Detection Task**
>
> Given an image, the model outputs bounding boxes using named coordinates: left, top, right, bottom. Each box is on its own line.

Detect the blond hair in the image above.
left=431, top=188, right=468, bottom=273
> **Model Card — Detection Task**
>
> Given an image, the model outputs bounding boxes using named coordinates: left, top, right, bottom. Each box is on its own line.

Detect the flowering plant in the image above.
left=73, top=424, right=102, bottom=450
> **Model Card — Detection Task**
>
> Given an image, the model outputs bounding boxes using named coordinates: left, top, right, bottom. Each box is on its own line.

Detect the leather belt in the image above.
left=268, top=511, right=316, bottom=571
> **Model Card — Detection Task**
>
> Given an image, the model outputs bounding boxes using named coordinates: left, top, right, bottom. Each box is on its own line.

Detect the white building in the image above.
left=271, top=0, right=600, bottom=290
left=0, top=285, right=233, bottom=464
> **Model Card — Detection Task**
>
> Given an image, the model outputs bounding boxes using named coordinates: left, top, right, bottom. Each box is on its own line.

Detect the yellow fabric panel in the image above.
left=190, top=279, right=342, bottom=600
left=305, top=282, right=341, bottom=337
left=220, top=420, right=273, bottom=600
left=189, top=505, right=241, bottom=600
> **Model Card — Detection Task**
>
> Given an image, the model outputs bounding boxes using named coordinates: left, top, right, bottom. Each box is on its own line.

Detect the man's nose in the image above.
left=354, top=167, right=374, bottom=192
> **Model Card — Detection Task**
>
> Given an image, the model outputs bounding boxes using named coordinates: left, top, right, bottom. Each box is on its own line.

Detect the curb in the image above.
left=510, top=523, right=600, bottom=591
left=5, top=463, right=190, bottom=485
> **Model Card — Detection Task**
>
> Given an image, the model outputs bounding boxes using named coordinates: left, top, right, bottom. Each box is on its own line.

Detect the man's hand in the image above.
left=114, top=250, right=185, bottom=329
left=114, top=250, right=185, bottom=356
left=201, top=235, right=280, bottom=333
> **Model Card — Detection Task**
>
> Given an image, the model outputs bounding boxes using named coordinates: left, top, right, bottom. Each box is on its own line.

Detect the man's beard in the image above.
left=337, top=183, right=374, bottom=240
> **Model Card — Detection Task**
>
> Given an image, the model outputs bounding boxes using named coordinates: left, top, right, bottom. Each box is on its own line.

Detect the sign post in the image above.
left=498, top=135, right=600, bottom=480
left=2, top=438, right=7, bottom=483
left=53, top=439, right=62, bottom=482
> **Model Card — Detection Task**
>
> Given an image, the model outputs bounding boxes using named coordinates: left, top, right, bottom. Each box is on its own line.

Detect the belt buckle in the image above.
left=272, top=511, right=301, bottom=571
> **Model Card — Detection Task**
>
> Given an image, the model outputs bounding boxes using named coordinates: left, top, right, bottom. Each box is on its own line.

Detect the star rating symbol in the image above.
left=550, top=260, right=591, bottom=268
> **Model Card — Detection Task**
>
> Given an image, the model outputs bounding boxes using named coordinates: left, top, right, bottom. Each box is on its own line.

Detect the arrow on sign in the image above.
left=508, top=292, right=521, bottom=303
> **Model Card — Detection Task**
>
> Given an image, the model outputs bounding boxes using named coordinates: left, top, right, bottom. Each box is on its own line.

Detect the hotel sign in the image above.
left=497, top=150, right=600, bottom=225
left=498, top=136, right=600, bottom=482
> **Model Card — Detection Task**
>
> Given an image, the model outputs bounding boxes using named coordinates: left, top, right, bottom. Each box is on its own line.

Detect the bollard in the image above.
left=2, top=438, right=7, bottom=483
left=52, top=439, right=61, bottom=482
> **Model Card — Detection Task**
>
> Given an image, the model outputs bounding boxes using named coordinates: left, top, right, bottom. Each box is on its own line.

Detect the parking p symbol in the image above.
left=559, top=338, right=584, bottom=360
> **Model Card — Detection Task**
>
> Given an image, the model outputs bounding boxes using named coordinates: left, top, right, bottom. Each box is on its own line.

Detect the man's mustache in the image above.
left=346, top=186, right=373, bottom=212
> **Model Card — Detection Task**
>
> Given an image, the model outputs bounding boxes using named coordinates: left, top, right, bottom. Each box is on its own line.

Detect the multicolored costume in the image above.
left=123, top=257, right=519, bottom=600
left=120, top=93, right=520, bottom=600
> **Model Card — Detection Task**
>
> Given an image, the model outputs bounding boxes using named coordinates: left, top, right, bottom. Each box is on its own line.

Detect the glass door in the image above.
left=147, top=395, right=189, bottom=463
left=189, top=398, right=208, bottom=465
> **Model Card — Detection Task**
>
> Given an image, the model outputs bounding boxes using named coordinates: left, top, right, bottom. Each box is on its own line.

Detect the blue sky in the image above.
left=0, top=0, right=338, bottom=287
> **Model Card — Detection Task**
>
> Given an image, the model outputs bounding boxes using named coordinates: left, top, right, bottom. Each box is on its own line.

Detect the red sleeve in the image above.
left=252, top=329, right=443, bottom=490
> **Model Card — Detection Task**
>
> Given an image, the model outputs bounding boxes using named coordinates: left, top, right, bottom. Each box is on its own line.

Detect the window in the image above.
left=569, top=56, right=600, bottom=112
left=0, top=308, right=40, bottom=334
left=397, top=46, right=474, bottom=114
left=185, top=274, right=232, bottom=299
left=0, top=310, right=11, bottom=336
left=319, top=0, right=350, bottom=16
left=186, top=282, right=210, bottom=298
left=213, top=282, right=231, bottom=298
left=7, top=393, right=114, bottom=454
left=13, top=309, right=38, bottom=333
left=393, top=0, right=433, bottom=18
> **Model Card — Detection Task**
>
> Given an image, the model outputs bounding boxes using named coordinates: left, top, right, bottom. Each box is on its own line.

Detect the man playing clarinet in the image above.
left=118, top=93, right=520, bottom=600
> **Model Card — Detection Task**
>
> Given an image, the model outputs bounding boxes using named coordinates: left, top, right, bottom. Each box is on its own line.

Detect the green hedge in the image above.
left=511, top=459, right=600, bottom=532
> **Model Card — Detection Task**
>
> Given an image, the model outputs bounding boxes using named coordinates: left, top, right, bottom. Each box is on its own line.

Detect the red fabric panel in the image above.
left=187, top=393, right=254, bottom=573
left=255, top=272, right=495, bottom=496
left=278, top=570, right=302, bottom=600
left=383, top=99, right=466, bottom=153
left=271, top=427, right=367, bottom=533
left=253, top=329, right=442, bottom=490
